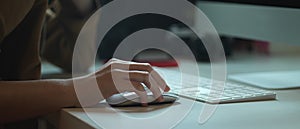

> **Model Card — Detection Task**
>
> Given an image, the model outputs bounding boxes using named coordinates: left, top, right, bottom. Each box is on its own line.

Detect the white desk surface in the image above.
left=46, top=90, right=300, bottom=129
left=43, top=53, right=300, bottom=129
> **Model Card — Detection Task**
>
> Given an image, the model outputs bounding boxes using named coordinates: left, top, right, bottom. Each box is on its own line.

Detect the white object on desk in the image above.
left=229, top=70, right=300, bottom=89
left=156, top=68, right=276, bottom=104
left=46, top=90, right=300, bottom=129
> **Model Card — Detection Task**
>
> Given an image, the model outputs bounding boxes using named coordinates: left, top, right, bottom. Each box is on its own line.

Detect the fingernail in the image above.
left=164, top=86, right=171, bottom=92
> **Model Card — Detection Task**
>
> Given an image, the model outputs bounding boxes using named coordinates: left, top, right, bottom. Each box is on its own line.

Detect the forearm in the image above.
left=0, top=79, right=76, bottom=124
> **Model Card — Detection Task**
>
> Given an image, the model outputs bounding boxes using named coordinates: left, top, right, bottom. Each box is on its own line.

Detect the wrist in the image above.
left=62, top=79, right=79, bottom=107
left=68, top=75, right=106, bottom=107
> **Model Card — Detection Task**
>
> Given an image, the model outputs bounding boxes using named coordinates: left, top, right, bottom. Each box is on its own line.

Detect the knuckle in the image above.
left=141, top=63, right=153, bottom=71
left=110, top=68, right=121, bottom=73
left=144, top=63, right=151, bottom=67
left=106, top=63, right=113, bottom=70
left=110, top=58, right=118, bottom=61
left=109, top=58, right=120, bottom=63
left=108, top=58, right=114, bottom=63
left=138, top=71, right=150, bottom=78
left=109, top=62, right=121, bottom=69
left=130, top=71, right=149, bottom=81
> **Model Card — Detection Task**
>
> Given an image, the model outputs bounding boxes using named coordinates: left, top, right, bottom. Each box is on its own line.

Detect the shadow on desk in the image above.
left=86, top=102, right=181, bottom=113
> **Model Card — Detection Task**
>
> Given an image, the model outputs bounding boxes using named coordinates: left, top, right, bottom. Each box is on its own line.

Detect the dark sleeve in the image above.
left=0, top=0, right=47, bottom=81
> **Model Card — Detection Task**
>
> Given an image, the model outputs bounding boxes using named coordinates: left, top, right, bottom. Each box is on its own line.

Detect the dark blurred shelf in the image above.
left=199, top=0, right=300, bottom=8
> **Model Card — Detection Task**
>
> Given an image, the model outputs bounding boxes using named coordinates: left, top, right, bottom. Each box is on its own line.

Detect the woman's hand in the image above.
left=74, top=58, right=170, bottom=107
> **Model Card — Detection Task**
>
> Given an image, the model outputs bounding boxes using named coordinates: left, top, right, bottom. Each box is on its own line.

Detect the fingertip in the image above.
left=164, top=85, right=171, bottom=92
left=140, top=95, right=148, bottom=107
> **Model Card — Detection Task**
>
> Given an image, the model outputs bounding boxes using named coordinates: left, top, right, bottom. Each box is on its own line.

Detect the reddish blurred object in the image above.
left=232, top=38, right=253, bottom=52
left=133, top=59, right=178, bottom=67
left=253, top=41, right=270, bottom=55
left=232, top=38, right=270, bottom=55
left=102, top=59, right=178, bottom=67
left=133, top=49, right=178, bottom=67
left=102, top=49, right=178, bottom=67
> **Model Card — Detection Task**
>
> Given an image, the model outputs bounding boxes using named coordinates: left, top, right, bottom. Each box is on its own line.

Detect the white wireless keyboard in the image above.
left=156, top=68, right=276, bottom=104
